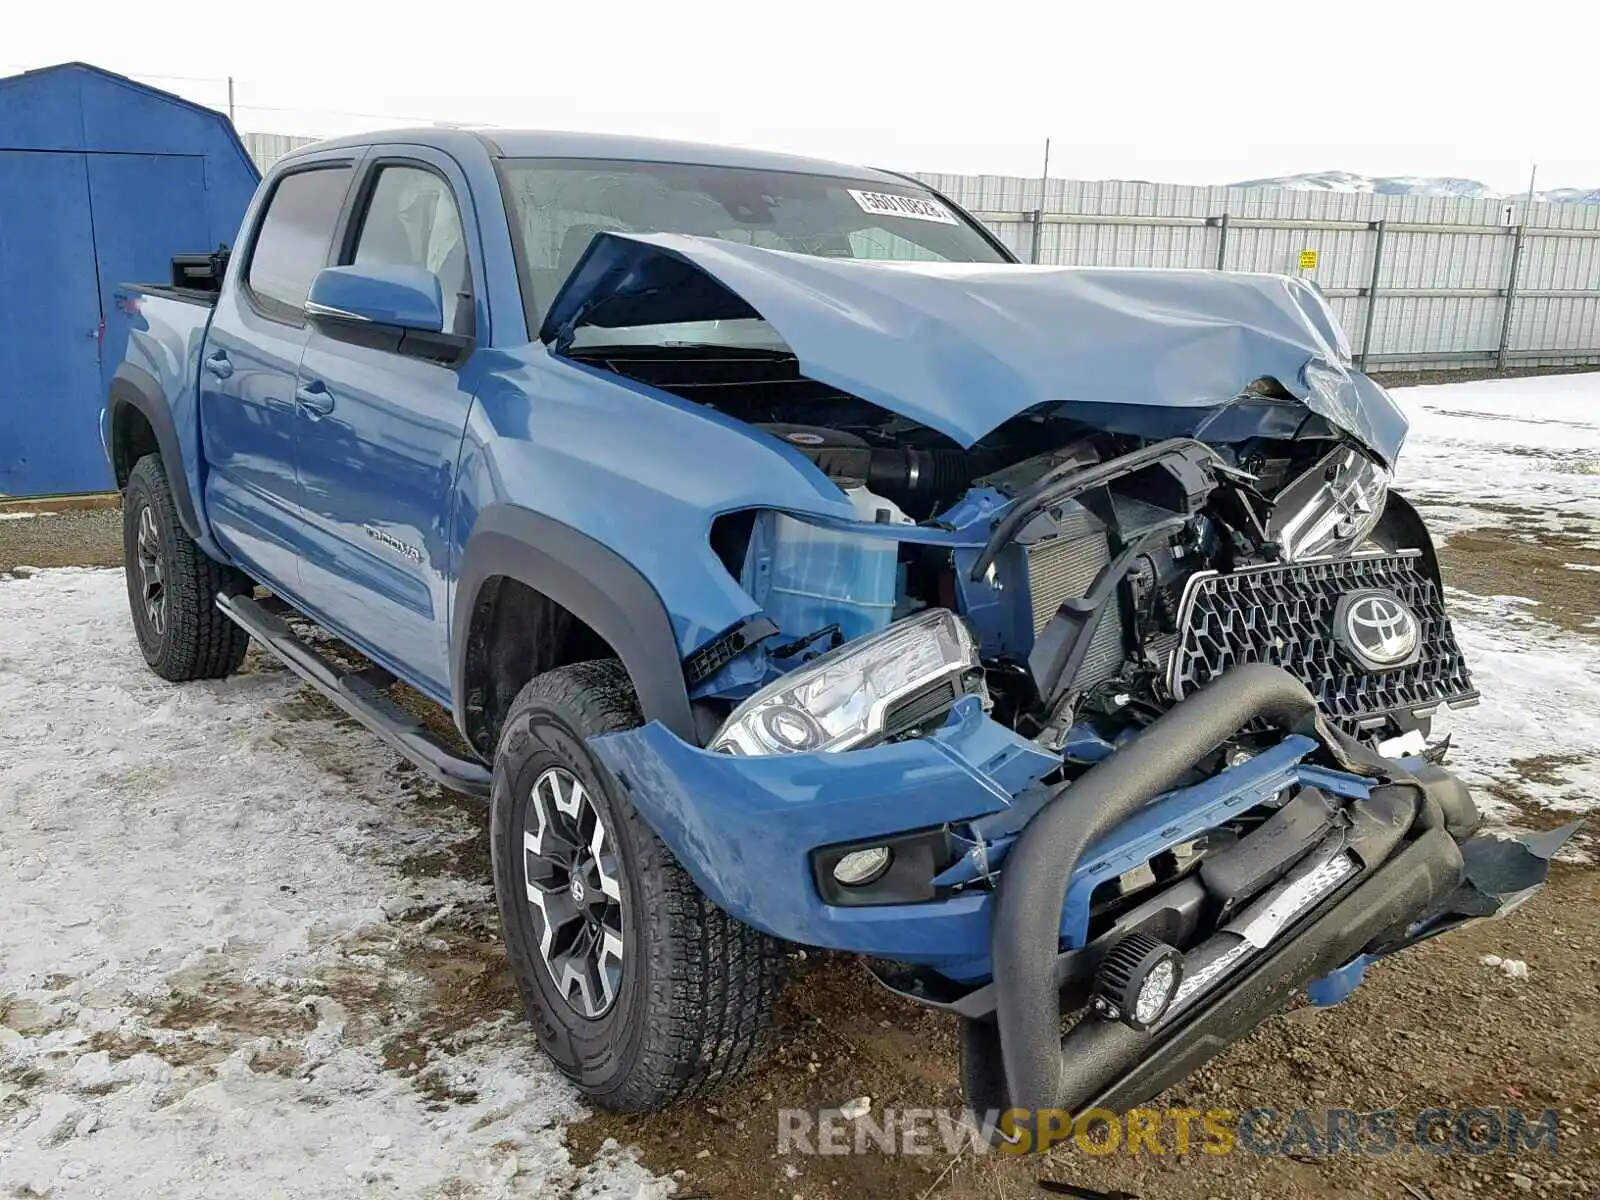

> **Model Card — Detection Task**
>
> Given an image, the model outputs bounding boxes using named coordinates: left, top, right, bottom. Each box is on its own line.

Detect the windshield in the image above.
left=499, top=158, right=1007, bottom=335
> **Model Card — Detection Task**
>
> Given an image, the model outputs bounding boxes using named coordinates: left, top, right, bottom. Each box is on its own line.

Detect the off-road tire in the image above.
left=490, top=659, right=784, bottom=1111
left=123, top=454, right=251, bottom=681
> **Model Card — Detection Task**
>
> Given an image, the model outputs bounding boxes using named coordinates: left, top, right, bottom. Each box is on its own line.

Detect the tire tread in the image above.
left=125, top=455, right=250, bottom=681
left=495, top=660, right=784, bottom=1111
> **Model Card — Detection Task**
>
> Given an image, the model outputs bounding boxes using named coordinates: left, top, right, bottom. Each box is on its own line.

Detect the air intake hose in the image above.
left=989, top=663, right=1322, bottom=1116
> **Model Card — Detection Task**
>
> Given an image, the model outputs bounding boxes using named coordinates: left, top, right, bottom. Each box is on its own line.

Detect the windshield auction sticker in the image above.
left=846, top=189, right=959, bottom=224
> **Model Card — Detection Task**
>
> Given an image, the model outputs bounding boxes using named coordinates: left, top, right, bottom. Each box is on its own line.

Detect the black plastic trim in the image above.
left=452, top=506, right=697, bottom=743
left=971, top=438, right=1221, bottom=583
left=871, top=875, right=1211, bottom=1021
left=683, top=616, right=779, bottom=688
left=306, top=310, right=474, bottom=365
left=218, top=593, right=492, bottom=796
left=107, top=363, right=202, bottom=541
left=988, top=663, right=1322, bottom=1116
left=812, top=828, right=951, bottom=907
left=1376, top=490, right=1444, bottom=590
left=1028, top=517, right=1186, bottom=710
left=1071, top=827, right=1464, bottom=1115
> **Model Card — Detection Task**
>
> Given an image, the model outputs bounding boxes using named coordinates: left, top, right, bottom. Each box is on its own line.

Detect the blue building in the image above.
left=0, top=63, right=259, bottom=497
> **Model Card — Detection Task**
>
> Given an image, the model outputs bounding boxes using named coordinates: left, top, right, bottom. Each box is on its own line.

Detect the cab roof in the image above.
left=281, top=127, right=913, bottom=187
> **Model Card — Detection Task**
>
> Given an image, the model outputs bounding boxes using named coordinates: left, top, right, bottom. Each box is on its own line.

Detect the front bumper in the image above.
left=595, top=663, right=1577, bottom=1121
left=591, top=697, right=1367, bottom=980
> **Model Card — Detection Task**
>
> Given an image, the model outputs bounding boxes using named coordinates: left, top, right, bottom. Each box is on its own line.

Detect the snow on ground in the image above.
left=1393, top=372, right=1600, bottom=540
left=1389, top=373, right=1600, bottom=819
left=1438, top=589, right=1600, bottom=820
left=0, top=570, right=668, bottom=1199
left=2, top=374, right=1598, bottom=1197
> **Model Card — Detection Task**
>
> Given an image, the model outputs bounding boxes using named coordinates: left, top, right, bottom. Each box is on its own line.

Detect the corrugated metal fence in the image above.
left=235, top=131, right=1600, bottom=371
left=916, top=174, right=1600, bottom=371
left=240, top=131, right=315, bottom=172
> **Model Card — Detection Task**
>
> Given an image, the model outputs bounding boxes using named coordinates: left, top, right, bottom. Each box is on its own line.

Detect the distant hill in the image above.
left=1226, top=171, right=1600, bottom=204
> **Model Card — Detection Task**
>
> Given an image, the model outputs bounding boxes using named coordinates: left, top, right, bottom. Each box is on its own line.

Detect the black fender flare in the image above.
left=107, top=363, right=203, bottom=541
left=451, top=505, right=697, bottom=743
left=1377, top=490, right=1443, bottom=590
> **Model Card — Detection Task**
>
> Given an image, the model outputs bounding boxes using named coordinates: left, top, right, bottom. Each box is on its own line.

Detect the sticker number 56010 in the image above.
left=846, top=189, right=959, bottom=225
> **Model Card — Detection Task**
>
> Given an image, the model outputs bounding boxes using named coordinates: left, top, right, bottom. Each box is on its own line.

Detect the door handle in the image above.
left=294, top=380, right=336, bottom=417
left=204, top=352, right=233, bottom=380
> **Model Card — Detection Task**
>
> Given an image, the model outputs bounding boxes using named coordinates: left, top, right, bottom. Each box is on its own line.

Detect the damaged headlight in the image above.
left=1268, top=444, right=1390, bottom=561
left=711, top=608, right=981, bottom=756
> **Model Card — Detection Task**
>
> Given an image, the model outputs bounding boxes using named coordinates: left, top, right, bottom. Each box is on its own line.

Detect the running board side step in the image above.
left=217, top=593, right=492, bottom=797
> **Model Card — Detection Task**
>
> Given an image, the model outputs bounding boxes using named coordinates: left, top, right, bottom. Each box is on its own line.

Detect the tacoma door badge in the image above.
left=364, top=524, right=424, bottom=564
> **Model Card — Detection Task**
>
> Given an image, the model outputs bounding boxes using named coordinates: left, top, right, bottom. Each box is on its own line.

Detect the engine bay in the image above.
left=570, top=342, right=1479, bottom=764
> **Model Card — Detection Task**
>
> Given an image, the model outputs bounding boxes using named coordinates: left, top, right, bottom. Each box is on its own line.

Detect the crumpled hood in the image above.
left=540, top=232, right=1407, bottom=464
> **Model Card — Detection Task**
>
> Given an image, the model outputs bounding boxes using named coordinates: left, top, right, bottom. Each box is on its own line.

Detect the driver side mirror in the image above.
left=305, top=264, right=472, bottom=363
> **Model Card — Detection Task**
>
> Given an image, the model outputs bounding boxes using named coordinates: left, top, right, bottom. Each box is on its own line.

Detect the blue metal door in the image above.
left=86, top=153, right=210, bottom=407
left=0, top=151, right=106, bottom=496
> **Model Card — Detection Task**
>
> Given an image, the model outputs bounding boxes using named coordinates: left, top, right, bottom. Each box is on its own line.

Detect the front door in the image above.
left=200, top=157, right=357, bottom=594
left=0, top=151, right=105, bottom=496
left=291, top=151, right=484, bottom=697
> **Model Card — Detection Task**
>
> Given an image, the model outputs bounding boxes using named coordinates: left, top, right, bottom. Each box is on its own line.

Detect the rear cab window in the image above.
left=245, top=166, right=355, bottom=322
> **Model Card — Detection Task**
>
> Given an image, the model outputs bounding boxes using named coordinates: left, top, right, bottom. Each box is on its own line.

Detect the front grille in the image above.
left=1025, top=531, right=1124, bottom=690
left=1167, top=552, right=1477, bottom=731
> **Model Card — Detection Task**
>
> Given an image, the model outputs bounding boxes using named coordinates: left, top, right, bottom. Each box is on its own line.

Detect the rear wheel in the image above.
left=490, top=659, right=784, bottom=1111
left=122, top=455, right=251, bottom=681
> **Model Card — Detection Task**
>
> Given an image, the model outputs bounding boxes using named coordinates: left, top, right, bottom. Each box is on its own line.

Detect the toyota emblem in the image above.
left=1333, top=589, right=1421, bottom=671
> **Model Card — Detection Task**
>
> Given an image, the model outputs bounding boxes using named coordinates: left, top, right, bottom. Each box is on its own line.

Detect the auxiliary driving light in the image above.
left=1091, top=932, right=1184, bottom=1031
left=831, top=846, right=893, bottom=887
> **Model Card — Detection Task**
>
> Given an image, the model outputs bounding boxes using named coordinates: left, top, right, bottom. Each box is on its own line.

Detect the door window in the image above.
left=246, top=166, right=354, bottom=318
left=351, top=166, right=473, bottom=335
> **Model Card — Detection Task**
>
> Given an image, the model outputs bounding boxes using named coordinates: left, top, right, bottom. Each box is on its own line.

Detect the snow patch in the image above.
left=1478, top=954, right=1531, bottom=981
left=1384, top=373, right=1600, bottom=819
left=0, top=568, right=667, bottom=1199
left=1391, top=373, right=1600, bottom=540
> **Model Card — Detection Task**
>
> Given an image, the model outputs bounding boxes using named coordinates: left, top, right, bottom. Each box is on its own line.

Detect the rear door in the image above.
left=291, top=148, right=484, bottom=696
left=200, top=154, right=357, bottom=594
left=0, top=151, right=105, bottom=496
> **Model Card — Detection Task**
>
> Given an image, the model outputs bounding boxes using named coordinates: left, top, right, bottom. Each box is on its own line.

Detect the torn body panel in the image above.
left=538, top=231, right=1408, bottom=464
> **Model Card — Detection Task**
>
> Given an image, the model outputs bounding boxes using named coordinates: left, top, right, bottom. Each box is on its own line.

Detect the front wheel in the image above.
left=490, top=659, right=784, bottom=1112
left=122, top=455, right=251, bottom=681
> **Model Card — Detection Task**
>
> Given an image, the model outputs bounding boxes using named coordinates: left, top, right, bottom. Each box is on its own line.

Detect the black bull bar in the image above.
left=958, top=663, right=1578, bottom=1120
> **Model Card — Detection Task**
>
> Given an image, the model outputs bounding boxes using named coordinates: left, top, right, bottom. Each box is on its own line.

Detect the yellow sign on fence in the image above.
left=1299, top=249, right=1319, bottom=271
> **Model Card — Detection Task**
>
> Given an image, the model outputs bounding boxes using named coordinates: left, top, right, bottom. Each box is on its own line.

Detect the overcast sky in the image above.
left=8, top=0, right=1597, bottom=192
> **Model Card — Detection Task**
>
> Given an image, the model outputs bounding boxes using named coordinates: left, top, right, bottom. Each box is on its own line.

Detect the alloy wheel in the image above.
left=522, top=765, right=626, bottom=1018
left=135, top=504, right=166, bottom=637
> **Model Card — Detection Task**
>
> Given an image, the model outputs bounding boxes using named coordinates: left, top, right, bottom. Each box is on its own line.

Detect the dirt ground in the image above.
left=3, top=489, right=1597, bottom=1200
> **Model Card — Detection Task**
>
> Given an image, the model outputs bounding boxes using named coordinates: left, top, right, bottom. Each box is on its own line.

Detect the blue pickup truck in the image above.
left=104, top=129, right=1571, bottom=1121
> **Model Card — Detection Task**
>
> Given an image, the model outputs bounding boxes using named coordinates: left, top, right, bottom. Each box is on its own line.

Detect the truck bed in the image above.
left=125, top=283, right=218, bottom=306
left=122, top=248, right=232, bottom=307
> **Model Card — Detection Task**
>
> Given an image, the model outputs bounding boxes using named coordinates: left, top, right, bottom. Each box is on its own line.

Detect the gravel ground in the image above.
left=0, top=505, right=122, bottom=571
left=3, top=375, right=1599, bottom=1199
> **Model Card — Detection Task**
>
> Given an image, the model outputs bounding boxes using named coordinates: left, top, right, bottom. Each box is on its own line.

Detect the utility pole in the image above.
left=1524, top=163, right=1538, bottom=209
left=1029, top=137, right=1051, bottom=266
left=227, top=76, right=235, bottom=124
